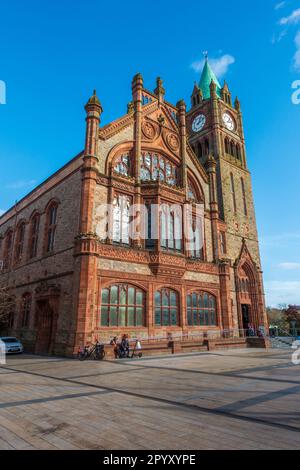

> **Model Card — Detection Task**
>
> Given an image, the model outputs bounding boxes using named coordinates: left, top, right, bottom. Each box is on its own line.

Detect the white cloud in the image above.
left=271, top=29, right=287, bottom=44
left=5, top=179, right=37, bottom=190
left=278, top=262, right=300, bottom=270
left=191, top=54, right=235, bottom=78
left=279, top=8, right=300, bottom=25
left=260, top=232, right=300, bottom=247
left=265, top=280, right=300, bottom=307
left=294, top=30, right=300, bottom=71
left=275, top=1, right=286, bottom=10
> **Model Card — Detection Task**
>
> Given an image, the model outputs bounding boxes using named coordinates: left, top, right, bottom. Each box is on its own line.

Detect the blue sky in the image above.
left=0, top=0, right=299, bottom=307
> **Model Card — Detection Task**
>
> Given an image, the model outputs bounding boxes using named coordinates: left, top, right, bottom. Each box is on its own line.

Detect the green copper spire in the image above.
left=199, top=58, right=221, bottom=100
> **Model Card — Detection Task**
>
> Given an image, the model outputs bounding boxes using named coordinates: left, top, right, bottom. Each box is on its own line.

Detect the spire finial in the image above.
left=85, top=89, right=102, bottom=113
left=203, top=51, right=208, bottom=61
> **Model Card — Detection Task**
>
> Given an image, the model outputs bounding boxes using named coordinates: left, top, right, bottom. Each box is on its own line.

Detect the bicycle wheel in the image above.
left=78, top=352, right=87, bottom=361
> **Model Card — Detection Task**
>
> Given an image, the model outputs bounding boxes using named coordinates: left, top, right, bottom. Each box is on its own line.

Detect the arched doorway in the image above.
left=236, top=262, right=259, bottom=335
left=234, top=241, right=267, bottom=336
left=34, top=282, right=60, bottom=355
left=35, top=300, right=54, bottom=354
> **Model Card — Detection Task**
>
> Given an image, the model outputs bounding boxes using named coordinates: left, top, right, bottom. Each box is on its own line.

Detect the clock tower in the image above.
left=186, top=57, right=267, bottom=334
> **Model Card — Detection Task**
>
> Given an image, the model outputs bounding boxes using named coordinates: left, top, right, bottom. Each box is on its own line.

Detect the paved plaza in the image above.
left=0, top=348, right=299, bottom=450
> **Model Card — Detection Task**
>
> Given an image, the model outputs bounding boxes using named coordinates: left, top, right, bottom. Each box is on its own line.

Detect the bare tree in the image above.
left=267, top=307, right=289, bottom=331
left=285, top=305, right=300, bottom=325
left=0, top=286, right=15, bottom=330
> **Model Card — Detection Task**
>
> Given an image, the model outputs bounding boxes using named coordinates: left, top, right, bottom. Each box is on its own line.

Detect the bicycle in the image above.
left=78, top=342, right=106, bottom=361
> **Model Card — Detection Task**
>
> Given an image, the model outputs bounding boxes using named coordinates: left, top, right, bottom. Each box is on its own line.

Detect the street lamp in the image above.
left=290, top=320, right=297, bottom=339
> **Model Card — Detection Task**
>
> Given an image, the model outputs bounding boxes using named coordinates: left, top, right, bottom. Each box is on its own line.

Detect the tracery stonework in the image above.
left=0, top=66, right=268, bottom=356
left=142, top=121, right=156, bottom=141
left=165, top=132, right=180, bottom=152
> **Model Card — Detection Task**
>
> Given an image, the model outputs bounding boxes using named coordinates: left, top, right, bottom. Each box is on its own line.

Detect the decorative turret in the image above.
left=132, top=73, right=144, bottom=184
left=221, top=81, right=232, bottom=106
left=191, top=82, right=203, bottom=108
left=84, top=90, right=102, bottom=159
left=210, top=79, right=218, bottom=99
left=154, top=77, right=165, bottom=104
left=234, top=96, right=241, bottom=112
left=85, top=90, right=102, bottom=113
left=176, top=99, right=188, bottom=189
left=127, top=101, right=134, bottom=114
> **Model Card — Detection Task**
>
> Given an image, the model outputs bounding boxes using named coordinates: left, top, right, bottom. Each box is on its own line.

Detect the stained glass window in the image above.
left=187, top=179, right=199, bottom=202
left=113, top=154, right=130, bottom=177
left=155, top=289, right=179, bottom=326
left=112, top=194, right=131, bottom=245
left=160, top=204, right=182, bottom=252
left=101, top=284, right=145, bottom=327
left=140, top=152, right=177, bottom=186
left=186, top=292, right=217, bottom=326
left=188, top=215, right=204, bottom=260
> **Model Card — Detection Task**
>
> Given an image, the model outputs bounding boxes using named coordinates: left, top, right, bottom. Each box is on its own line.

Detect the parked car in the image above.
left=0, top=337, right=24, bottom=354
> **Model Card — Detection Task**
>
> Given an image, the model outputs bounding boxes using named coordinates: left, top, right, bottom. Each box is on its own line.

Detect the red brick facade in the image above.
left=0, top=72, right=268, bottom=356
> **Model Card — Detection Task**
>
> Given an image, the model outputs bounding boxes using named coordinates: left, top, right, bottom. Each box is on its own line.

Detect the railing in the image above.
left=100, top=328, right=261, bottom=347
left=274, top=327, right=299, bottom=339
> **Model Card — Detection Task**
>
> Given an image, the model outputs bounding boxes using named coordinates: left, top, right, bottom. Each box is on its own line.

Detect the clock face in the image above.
left=222, top=112, right=235, bottom=131
left=192, top=114, right=206, bottom=133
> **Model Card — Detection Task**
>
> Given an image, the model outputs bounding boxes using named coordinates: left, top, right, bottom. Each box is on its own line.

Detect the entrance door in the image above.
left=35, top=300, right=54, bottom=354
left=241, top=304, right=251, bottom=334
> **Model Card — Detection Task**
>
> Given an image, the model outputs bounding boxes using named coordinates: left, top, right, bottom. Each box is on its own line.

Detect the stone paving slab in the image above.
left=0, top=348, right=299, bottom=450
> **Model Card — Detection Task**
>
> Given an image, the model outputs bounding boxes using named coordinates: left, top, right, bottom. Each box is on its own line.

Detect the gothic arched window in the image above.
left=230, top=141, right=235, bottom=157
left=45, top=202, right=58, bottom=253
left=112, top=194, right=131, bottom=245
left=204, top=139, right=210, bottom=156
left=29, top=213, right=40, bottom=259
left=230, top=173, right=237, bottom=213
left=14, top=222, right=26, bottom=265
left=101, top=284, right=145, bottom=327
left=187, top=179, right=198, bottom=202
left=21, top=293, right=32, bottom=328
left=154, top=288, right=179, bottom=326
left=140, top=152, right=177, bottom=186
left=241, top=177, right=248, bottom=216
left=197, top=142, right=203, bottom=159
left=160, top=203, right=182, bottom=252
left=236, top=144, right=241, bottom=161
left=225, top=138, right=229, bottom=154
left=3, top=229, right=13, bottom=270
left=113, top=154, right=130, bottom=177
left=186, top=209, right=204, bottom=260
left=187, top=292, right=217, bottom=326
